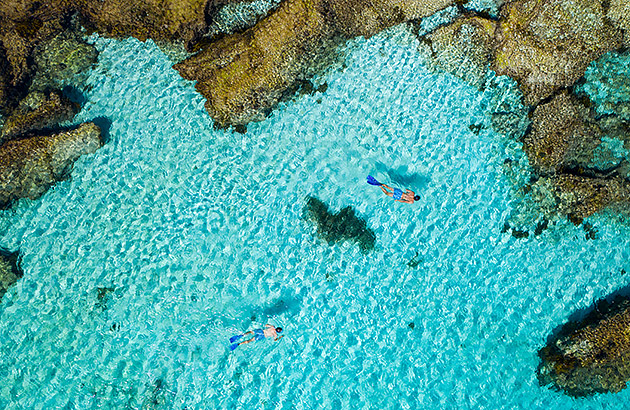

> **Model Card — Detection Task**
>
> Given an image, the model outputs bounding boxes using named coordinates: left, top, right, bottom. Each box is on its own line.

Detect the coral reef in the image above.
left=302, top=196, right=376, bottom=253
left=0, top=90, right=78, bottom=144
left=0, top=248, right=22, bottom=301
left=0, top=122, right=102, bottom=207
left=419, top=15, right=497, bottom=88
left=175, top=0, right=456, bottom=127
left=538, top=295, right=630, bottom=396
left=493, top=0, right=623, bottom=105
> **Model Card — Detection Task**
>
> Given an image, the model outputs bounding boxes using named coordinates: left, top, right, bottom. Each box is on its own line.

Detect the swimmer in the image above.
left=380, top=184, right=420, bottom=204
left=229, top=324, right=283, bottom=350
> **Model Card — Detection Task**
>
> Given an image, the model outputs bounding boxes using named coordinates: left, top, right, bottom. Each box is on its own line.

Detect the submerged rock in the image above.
left=0, top=90, right=78, bottom=144
left=493, top=0, right=623, bottom=105
left=523, top=92, right=603, bottom=176
left=0, top=122, right=102, bottom=207
left=302, top=196, right=376, bottom=253
left=538, top=295, right=630, bottom=396
left=175, top=0, right=456, bottom=127
left=551, top=174, right=630, bottom=222
left=31, top=29, right=98, bottom=92
left=0, top=248, right=22, bottom=301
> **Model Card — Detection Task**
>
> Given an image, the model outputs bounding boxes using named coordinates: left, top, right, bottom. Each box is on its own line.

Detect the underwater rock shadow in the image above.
left=543, top=281, right=630, bottom=344
left=302, top=195, right=376, bottom=253
left=374, top=161, right=430, bottom=190
left=537, top=281, right=630, bottom=397
left=91, top=116, right=113, bottom=145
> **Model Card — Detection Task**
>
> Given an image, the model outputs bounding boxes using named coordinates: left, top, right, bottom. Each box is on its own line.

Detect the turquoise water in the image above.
left=1, top=27, right=630, bottom=409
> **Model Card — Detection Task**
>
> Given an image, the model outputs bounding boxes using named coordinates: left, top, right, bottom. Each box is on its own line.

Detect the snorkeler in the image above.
left=229, top=324, right=283, bottom=350
left=367, top=175, right=419, bottom=204
left=379, top=184, right=420, bottom=204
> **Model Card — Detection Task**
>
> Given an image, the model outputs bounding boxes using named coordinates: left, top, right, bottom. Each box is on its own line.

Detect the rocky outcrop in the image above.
left=0, top=90, right=78, bottom=144
left=30, top=29, right=98, bottom=92
left=75, top=0, right=210, bottom=44
left=0, top=122, right=102, bottom=207
left=607, top=0, right=630, bottom=48
left=0, top=249, right=22, bottom=301
left=303, top=196, right=376, bottom=253
left=523, top=92, right=603, bottom=176
left=175, top=0, right=456, bottom=127
left=518, top=91, right=630, bottom=222
left=538, top=295, right=630, bottom=396
left=493, top=0, right=623, bottom=105
left=419, top=16, right=497, bottom=88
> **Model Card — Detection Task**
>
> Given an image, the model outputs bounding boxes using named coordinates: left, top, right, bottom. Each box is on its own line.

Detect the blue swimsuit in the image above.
left=254, top=329, right=265, bottom=341
left=393, top=188, right=403, bottom=200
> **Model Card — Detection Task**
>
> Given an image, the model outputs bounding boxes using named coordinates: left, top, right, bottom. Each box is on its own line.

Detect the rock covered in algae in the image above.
left=76, top=0, right=210, bottom=43
left=175, top=0, right=456, bottom=127
left=0, top=249, right=22, bottom=301
left=523, top=91, right=603, bottom=176
left=30, top=29, right=98, bottom=91
left=550, top=174, right=630, bottom=222
left=302, top=196, right=376, bottom=253
left=493, top=0, right=623, bottom=105
left=538, top=296, right=630, bottom=396
left=419, top=15, right=497, bottom=88
left=519, top=89, right=630, bottom=222
left=0, top=122, right=102, bottom=207
left=0, top=90, right=78, bottom=144
left=607, top=0, right=630, bottom=48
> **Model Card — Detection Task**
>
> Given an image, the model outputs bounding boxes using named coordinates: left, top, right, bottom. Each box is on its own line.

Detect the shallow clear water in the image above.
left=1, top=27, right=630, bottom=410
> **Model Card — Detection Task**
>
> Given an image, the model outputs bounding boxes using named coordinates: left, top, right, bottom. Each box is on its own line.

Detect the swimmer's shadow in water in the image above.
left=374, top=162, right=430, bottom=191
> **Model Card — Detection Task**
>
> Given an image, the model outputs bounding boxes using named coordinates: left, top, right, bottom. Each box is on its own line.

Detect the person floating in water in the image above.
left=380, top=184, right=420, bottom=204
left=229, top=324, right=283, bottom=350
left=367, top=175, right=419, bottom=204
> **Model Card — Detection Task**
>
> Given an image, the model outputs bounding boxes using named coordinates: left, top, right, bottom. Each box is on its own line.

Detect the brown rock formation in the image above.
left=523, top=92, right=602, bottom=176
left=420, top=16, right=497, bottom=88
left=607, top=0, right=630, bottom=47
left=493, top=0, right=623, bottom=105
left=538, top=296, right=630, bottom=396
left=551, top=174, right=630, bottom=222
left=0, top=122, right=102, bottom=207
left=175, top=0, right=455, bottom=127
left=521, top=92, right=630, bottom=222
left=76, top=0, right=210, bottom=43
left=1, top=90, right=78, bottom=144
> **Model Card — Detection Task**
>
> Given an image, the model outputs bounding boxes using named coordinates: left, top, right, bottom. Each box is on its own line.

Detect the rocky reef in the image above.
left=0, top=90, right=79, bottom=144
left=0, top=122, right=102, bottom=207
left=538, top=295, right=630, bottom=396
left=493, top=0, right=623, bottom=105
left=302, top=196, right=376, bottom=253
left=175, top=0, right=456, bottom=127
left=419, top=15, right=497, bottom=89
left=0, top=248, right=22, bottom=301
left=415, top=1, right=630, bottom=226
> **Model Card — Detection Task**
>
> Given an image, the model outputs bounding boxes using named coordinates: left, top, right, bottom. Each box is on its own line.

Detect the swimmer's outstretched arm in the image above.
left=274, top=335, right=284, bottom=342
